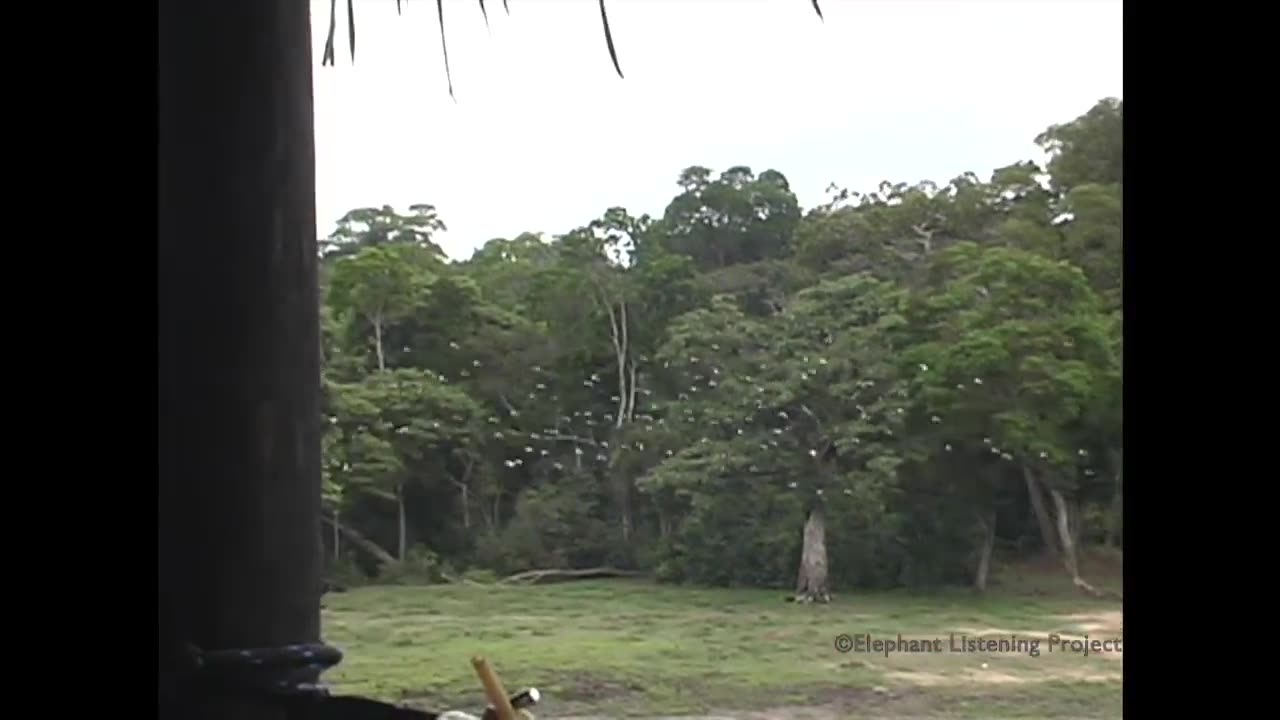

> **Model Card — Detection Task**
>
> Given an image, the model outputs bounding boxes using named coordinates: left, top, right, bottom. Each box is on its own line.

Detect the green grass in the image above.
left=320, top=558, right=1122, bottom=718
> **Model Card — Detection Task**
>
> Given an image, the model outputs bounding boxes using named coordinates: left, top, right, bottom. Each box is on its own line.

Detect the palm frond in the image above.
left=437, top=0, right=454, bottom=100
left=319, top=0, right=358, bottom=65
left=321, top=1, right=825, bottom=93
left=347, top=0, right=356, bottom=62
left=321, top=0, right=337, bottom=66
left=598, top=0, right=623, bottom=79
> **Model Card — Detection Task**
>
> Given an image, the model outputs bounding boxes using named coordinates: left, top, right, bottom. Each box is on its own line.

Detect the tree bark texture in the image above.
left=459, top=482, right=471, bottom=529
left=333, top=508, right=342, bottom=559
left=452, top=457, right=474, bottom=531
left=1049, top=487, right=1106, bottom=597
left=373, top=317, right=386, bottom=371
left=159, top=2, right=321, bottom=719
left=397, top=483, right=408, bottom=561
left=1023, top=467, right=1061, bottom=558
left=974, top=509, right=997, bottom=592
left=794, top=506, right=831, bottom=603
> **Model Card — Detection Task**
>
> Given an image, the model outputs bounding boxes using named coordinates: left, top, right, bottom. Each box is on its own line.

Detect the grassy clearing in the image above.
left=320, top=554, right=1122, bottom=718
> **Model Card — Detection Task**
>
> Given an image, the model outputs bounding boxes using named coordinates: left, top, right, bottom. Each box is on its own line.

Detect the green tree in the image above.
left=645, top=273, right=908, bottom=600
left=1036, top=98, right=1123, bottom=193
left=327, top=243, right=440, bottom=372
left=327, top=369, right=485, bottom=562
left=322, top=203, right=448, bottom=259
left=656, top=166, right=803, bottom=272
left=900, top=242, right=1117, bottom=594
left=302, top=98, right=1121, bottom=600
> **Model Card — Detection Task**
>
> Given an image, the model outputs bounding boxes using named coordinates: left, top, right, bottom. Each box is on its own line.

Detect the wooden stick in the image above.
left=471, top=656, right=518, bottom=720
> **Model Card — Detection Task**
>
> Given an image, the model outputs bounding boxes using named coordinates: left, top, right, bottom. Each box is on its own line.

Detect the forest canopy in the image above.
left=317, top=98, right=1123, bottom=600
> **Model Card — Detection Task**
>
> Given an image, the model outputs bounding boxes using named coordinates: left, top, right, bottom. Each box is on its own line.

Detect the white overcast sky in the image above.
left=310, top=0, right=1122, bottom=260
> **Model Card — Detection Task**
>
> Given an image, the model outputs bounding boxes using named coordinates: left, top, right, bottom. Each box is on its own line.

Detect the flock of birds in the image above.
left=330, top=331, right=1102, bottom=493
left=399, top=341, right=1103, bottom=488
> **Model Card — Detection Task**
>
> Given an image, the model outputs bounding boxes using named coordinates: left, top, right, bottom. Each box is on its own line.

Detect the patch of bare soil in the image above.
left=951, top=608, right=1122, bottom=645
left=554, top=676, right=648, bottom=703
left=943, top=609, right=1123, bottom=680
left=883, top=668, right=1024, bottom=686
left=886, top=666, right=1116, bottom=687
left=1053, top=610, right=1123, bottom=634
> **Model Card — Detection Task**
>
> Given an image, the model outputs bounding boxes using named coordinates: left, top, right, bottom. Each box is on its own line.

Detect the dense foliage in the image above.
left=318, top=98, right=1122, bottom=598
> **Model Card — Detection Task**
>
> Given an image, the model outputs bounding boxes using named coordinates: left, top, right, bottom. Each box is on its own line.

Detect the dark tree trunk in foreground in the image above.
left=794, top=505, right=831, bottom=603
left=159, top=2, right=321, bottom=719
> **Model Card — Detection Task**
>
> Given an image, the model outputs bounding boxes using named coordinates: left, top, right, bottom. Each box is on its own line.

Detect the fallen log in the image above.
left=321, top=515, right=397, bottom=567
left=500, top=567, right=648, bottom=585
